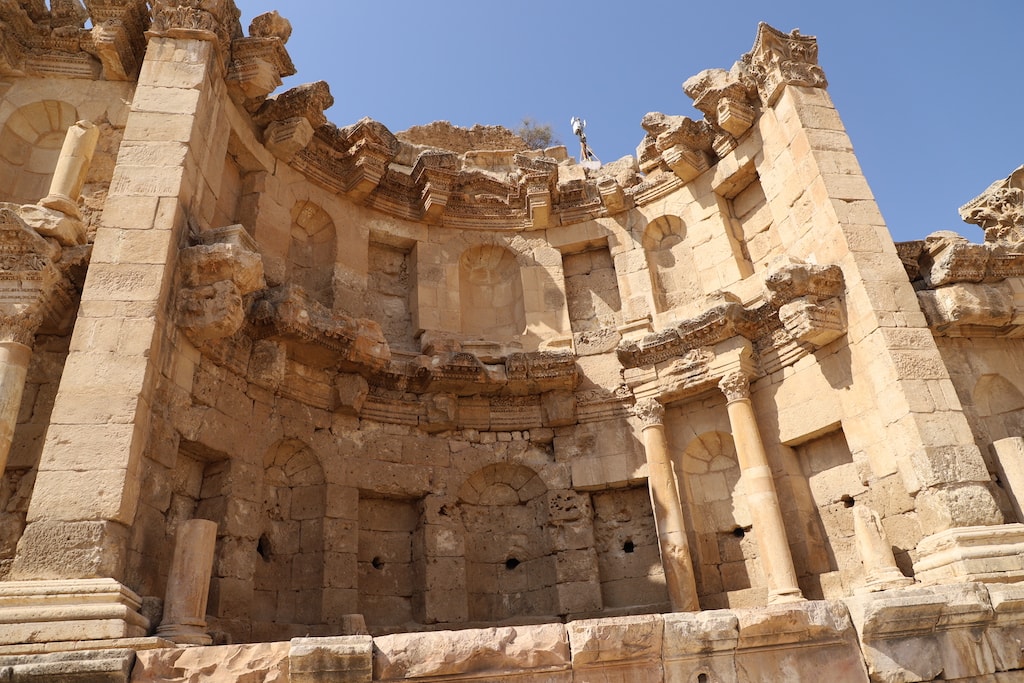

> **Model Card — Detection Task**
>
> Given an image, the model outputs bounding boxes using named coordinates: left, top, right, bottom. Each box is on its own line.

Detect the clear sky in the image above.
left=238, top=1, right=1023, bottom=244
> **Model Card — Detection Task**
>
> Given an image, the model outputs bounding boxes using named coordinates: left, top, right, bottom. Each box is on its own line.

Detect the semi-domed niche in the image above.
left=288, top=200, right=336, bottom=308
left=0, top=100, right=77, bottom=205
left=457, top=463, right=553, bottom=621
left=458, top=244, right=526, bottom=341
left=643, top=215, right=700, bottom=317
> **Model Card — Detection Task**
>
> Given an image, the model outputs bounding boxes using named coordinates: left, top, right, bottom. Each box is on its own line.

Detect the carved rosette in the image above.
left=718, top=371, right=751, bottom=403
left=745, top=23, right=828, bottom=106
left=634, top=398, right=665, bottom=428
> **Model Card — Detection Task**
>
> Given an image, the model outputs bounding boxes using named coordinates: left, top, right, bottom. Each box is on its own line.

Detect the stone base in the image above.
left=0, top=648, right=136, bottom=683
left=913, top=523, right=1024, bottom=585
left=0, top=579, right=150, bottom=646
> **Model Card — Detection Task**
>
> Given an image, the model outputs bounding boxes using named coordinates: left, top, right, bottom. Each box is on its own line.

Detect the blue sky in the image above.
left=238, top=1, right=1023, bottom=244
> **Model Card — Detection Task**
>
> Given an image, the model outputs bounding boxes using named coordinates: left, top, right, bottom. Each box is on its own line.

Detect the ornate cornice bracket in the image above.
left=744, top=23, right=828, bottom=107
left=175, top=224, right=265, bottom=345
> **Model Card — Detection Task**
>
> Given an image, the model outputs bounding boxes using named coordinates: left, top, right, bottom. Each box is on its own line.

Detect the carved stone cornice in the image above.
left=914, top=231, right=1024, bottom=289
left=83, top=0, right=149, bottom=80
left=718, top=371, right=751, bottom=403
left=248, top=284, right=391, bottom=373
left=291, top=119, right=398, bottom=202
left=0, top=208, right=75, bottom=345
left=0, top=0, right=106, bottom=79
left=254, top=80, right=333, bottom=129
left=683, top=66, right=758, bottom=138
left=634, top=398, right=665, bottom=428
left=744, top=23, right=828, bottom=107
left=960, top=165, right=1024, bottom=244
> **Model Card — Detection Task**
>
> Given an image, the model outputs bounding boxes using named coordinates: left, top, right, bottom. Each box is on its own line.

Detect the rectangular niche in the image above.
left=367, top=241, right=417, bottom=352
left=591, top=487, right=668, bottom=610
left=562, top=246, right=622, bottom=352
left=357, top=494, right=422, bottom=632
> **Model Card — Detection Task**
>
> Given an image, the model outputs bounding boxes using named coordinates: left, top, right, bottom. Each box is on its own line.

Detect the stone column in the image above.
left=157, top=519, right=218, bottom=645
left=853, top=504, right=913, bottom=593
left=636, top=399, right=699, bottom=612
left=39, top=120, right=100, bottom=219
left=0, top=339, right=32, bottom=475
left=718, top=372, right=803, bottom=603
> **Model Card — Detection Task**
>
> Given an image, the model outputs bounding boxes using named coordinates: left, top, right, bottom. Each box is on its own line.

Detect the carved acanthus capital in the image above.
left=960, top=165, right=1024, bottom=244
left=718, top=371, right=751, bottom=403
left=634, top=398, right=665, bottom=428
left=744, top=23, right=828, bottom=106
left=148, top=0, right=243, bottom=65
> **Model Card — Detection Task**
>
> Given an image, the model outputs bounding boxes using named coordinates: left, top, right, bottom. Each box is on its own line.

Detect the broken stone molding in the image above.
left=2, top=586, right=1015, bottom=681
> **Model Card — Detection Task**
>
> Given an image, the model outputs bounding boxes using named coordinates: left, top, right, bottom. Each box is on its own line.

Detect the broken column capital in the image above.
left=633, top=398, right=665, bottom=429
left=744, top=23, right=828, bottom=106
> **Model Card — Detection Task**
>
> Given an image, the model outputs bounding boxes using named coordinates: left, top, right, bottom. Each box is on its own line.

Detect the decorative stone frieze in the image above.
left=744, top=22, right=828, bottom=106
left=83, top=0, right=150, bottom=80
left=292, top=118, right=398, bottom=201
left=918, top=280, right=1014, bottom=334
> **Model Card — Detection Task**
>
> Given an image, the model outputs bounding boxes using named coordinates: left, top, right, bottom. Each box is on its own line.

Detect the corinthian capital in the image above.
left=744, top=23, right=828, bottom=106
left=634, top=398, right=665, bottom=428
left=718, top=371, right=751, bottom=403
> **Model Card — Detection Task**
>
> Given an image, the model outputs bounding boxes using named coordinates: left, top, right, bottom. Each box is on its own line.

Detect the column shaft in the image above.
left=0, top=341, right=31, bottom=474
left=637, top=400, right=699, bottom=611
left=720, top=373, right=803, bottom=602
left=157, top=519, right=218, bottom=645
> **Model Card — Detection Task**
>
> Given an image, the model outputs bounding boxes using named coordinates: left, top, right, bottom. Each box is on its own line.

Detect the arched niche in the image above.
left=255, top=439, right=326, bottom=628
left=643, top=215, right=700, bottom=315
left=679, top=431, right=761, bottom=605
left=458, top=244, right=526, bottom=340
left=974, top=374, right=1024, bottom=441
left=0, top=100, right=77, bottom=204
left=457, top=463, right=553, bottom=621
left=288, top=200, right=336, bottom=308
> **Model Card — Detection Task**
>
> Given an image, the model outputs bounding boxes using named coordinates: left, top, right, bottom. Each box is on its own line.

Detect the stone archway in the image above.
left=643, top=215, right=700, bottom=316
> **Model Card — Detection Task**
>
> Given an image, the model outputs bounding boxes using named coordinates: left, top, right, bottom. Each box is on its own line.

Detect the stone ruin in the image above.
left=0, top=2, right=1024, bottom=682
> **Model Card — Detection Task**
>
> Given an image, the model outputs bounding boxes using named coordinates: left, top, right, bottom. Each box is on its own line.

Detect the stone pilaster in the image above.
left=635, top=399, right=700, bottom=612
left=10, top=10, right=236, bottom=644
left=718, top=371, right=803, bottom=603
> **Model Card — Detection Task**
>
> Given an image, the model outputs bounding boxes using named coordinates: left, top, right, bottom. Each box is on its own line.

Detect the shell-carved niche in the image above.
left=643, top=215, right=700, bottom=315
left=458, top=244, right=525, bottom=340
left=0, top=100, right=78, bottom=205
left=288, top=200, right=335, bottom=308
